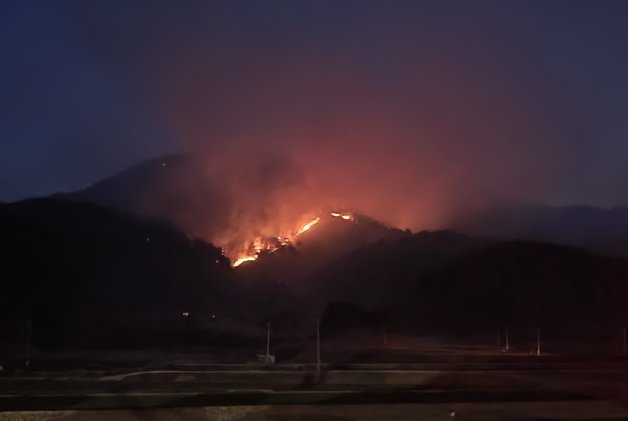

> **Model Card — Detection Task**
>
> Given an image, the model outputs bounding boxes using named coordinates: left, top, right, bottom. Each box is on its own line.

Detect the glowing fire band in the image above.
left=296, top=217, right=320, bottom=235
left=233, top=255, right=257, bottom=267
left=231, top=212, right=353, bottom=268
left=330, top=212, right=353, bottom=220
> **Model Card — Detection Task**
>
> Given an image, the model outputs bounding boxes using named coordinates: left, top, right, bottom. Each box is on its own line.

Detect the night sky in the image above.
left=2, top=1, right=628, bottom=226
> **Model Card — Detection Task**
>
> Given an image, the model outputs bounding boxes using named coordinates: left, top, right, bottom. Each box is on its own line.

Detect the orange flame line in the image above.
left=233, top=255, right=258, bottom=267
left=296, top=217, right=320, bottom=235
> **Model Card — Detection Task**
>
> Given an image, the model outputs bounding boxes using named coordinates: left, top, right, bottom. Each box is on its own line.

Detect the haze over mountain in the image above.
left=56, top=155, right=628, bottom=261
left=3, top=153, right=627, bottom=353
left=451, top=202, right=628, bottom=257
left=56, top=154, right=230, bottom=242
left=57, top=154, right=412, bottom=266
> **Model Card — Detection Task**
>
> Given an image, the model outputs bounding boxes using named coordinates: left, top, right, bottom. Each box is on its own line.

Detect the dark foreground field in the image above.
left=3, top=351, right=628, bottom=420
left=4, top=401, right=628, bottom=421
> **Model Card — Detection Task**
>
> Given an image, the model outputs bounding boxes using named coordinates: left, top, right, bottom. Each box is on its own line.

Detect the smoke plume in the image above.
left=47, top=1, right=628, bottom=247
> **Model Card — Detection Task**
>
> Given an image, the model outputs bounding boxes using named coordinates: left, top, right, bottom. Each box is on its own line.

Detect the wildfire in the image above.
left=233, top=255, right=258, bottom=268
left=330, top=212, right=354, bottom=221
left=229, top=211, right=354, bottom=268
left=296, top=217, right=320, bottom=235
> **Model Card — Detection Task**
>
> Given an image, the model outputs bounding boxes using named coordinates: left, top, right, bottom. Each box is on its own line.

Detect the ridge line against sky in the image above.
left=1, top=0, right=628, bottom=217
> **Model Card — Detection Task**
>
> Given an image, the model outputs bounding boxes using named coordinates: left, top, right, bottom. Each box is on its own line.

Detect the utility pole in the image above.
left=25, top=317, right=32, bottom=371
left=316, top=318, right=321, bottom=375
left=266, top=321, right=271, bottom=364
left=536, top=328, right=541, bottom=356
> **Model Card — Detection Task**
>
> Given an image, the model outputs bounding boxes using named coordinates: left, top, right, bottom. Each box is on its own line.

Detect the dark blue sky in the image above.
left=2, top=0, right=628, bottom=213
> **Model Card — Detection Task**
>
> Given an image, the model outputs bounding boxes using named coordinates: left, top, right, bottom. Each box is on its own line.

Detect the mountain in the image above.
left=12, top=156, right=628, bottom=349
left=312, top=233, right=628, bottom=336
left=450, top=202, right=628, bottom=257
left=0, top=198, right=232, bottom=348
left=55, top=154, right=230, bottom=241
left=2, top=197, right=628, bottom=353
left=57, top=155, right=410, bottom=269
left=417, top=241, right=628, bottom=331
left=234, top=211, right=410, bottom=281
left=233, top=226, right=628, bottom=337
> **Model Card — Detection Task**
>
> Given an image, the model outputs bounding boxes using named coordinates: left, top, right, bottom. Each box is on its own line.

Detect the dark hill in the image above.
left=308, top=232, right=628, bottom=336
left=235, top=212, right=409, bottom=281
left=3, top=198, right=628, bottom=353
left=418, top=241, right=628, bottom=331
left=0, top=198, right=231, bottom=348
left=309, top=230, right=491, bottom=311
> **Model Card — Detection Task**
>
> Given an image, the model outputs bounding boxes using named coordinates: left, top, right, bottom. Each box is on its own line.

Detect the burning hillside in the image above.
left=230, top=211, right=356, bottom=267
left=56, top=155, right=409, bottom=270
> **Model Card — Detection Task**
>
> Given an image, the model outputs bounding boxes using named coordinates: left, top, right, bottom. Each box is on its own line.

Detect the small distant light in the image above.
left=146, top=237, right=151, bottom=242
left=182, top=311, right=190, bottom=317
left=211, top=314, right=216, bottom=319
left=215, top=260, right=220, bottom=264
left=161, top=162, right=166, bottom=167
